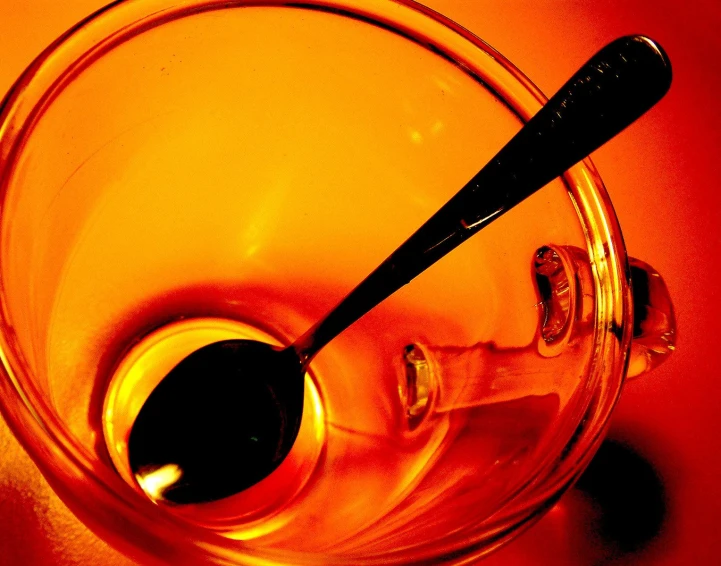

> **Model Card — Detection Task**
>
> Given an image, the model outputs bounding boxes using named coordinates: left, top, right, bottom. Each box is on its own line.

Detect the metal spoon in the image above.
left=128, top=36, right=672, bottom=504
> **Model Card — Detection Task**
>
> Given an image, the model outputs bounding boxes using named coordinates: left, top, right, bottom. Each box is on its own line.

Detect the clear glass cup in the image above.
left=0, top=0, right=675, bottom=564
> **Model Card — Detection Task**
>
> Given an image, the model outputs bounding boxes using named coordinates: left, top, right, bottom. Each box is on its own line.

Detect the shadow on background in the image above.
left=576, top=439, right=667, bottom=560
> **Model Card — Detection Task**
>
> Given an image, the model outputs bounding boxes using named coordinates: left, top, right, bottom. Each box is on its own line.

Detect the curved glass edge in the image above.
left=0, top=0, right=633, bottom=564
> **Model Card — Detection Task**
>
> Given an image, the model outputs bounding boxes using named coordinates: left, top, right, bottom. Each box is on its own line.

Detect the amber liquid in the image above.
left=1, top=5, right=593, bottom=558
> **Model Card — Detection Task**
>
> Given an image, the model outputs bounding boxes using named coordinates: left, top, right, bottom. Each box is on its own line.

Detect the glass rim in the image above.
left=0, top=0, right=633, bottom=563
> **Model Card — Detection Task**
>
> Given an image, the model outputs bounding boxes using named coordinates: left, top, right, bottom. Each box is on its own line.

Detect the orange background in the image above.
left=0, top=1, right=719, bottom=564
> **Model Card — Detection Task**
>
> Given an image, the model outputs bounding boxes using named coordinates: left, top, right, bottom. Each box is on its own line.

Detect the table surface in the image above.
left=1, top=1, right=719, bottom=564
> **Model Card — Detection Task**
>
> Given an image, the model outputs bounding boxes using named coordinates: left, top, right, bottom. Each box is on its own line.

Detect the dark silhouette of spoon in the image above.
left=128, top=36, right=672, bottom=505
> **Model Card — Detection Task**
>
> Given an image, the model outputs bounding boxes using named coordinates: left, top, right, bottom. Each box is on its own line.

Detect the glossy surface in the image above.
left=129, top=340, right=304, bottom=504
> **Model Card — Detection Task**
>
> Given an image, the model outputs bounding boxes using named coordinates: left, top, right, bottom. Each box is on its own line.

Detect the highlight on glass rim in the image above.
left=0, top=1, right=678, bottom=564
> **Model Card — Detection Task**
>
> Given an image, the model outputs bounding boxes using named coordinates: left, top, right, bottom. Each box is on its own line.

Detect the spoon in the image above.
left=128, top=35, right=672, bottom=505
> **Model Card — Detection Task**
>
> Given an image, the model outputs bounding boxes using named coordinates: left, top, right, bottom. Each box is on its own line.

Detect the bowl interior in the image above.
left=0, top=1, right=628, bottom=563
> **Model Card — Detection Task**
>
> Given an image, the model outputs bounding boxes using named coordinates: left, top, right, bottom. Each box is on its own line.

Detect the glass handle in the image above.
left=626, top=257, right=676, bottom=378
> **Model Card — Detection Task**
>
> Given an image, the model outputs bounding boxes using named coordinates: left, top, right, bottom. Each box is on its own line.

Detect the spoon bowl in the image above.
left=129, top=341, right=303, bottom=503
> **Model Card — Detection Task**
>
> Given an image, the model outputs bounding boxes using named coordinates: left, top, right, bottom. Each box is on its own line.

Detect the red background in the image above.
left=0, top=1, right=719, bottom=564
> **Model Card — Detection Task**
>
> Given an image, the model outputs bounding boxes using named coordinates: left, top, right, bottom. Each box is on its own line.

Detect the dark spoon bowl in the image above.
left=129, top=341, right=303, bottom=504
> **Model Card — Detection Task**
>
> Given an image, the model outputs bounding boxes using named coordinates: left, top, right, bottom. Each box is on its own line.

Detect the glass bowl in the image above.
left=0, top=0, right=675, bottom=564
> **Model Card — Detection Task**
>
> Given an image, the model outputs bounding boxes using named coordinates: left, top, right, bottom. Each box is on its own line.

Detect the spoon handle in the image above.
left=294, top=35, right=672, bottom=362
